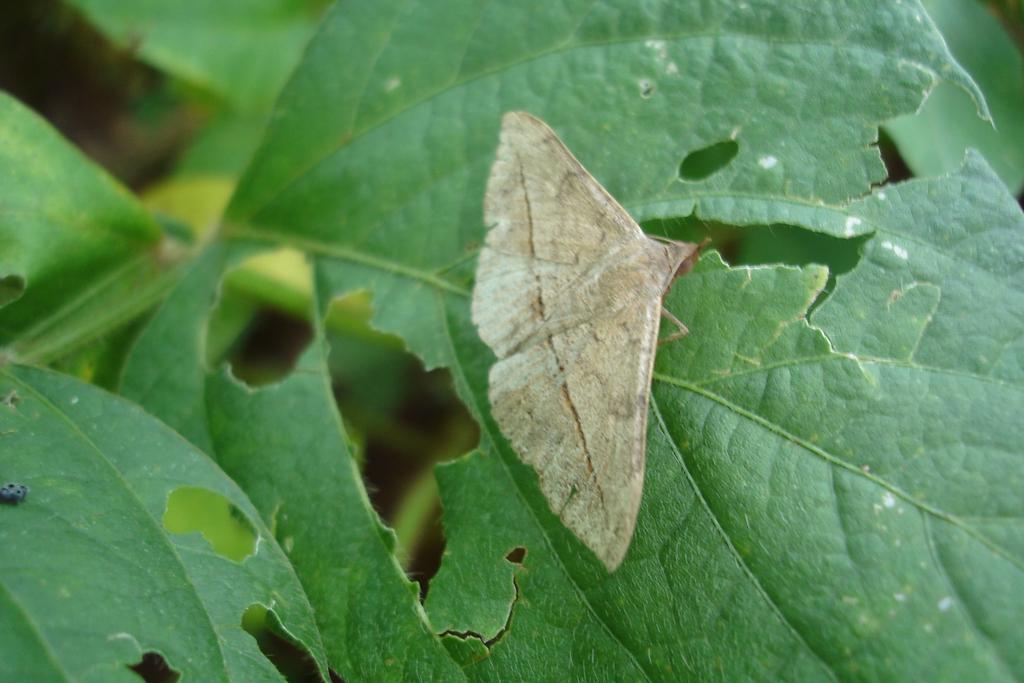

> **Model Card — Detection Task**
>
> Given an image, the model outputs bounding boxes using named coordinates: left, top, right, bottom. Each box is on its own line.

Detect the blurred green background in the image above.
left=1, top=0, right=1021, bottom=599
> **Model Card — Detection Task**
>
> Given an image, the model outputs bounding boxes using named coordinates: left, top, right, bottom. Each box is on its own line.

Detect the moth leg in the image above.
left=658, top=307, right=689, bottom=345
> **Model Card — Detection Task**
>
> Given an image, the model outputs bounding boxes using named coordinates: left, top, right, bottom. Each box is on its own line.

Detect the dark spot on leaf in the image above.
left=505, top=546, right=527, bottom=565
left=128, top=651, right=179, bottom=683
left=163, top=487, right=257, bottom=562
left=638, top=79, right=655, bottom=98
left=679, top=140, right=739, bottom=181
left=242, top=604, right=323, bottom=683
left=0, top=482, right=28, bottom=504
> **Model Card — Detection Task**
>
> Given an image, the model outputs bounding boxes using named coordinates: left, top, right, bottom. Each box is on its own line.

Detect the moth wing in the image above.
left=473, top=111, right=647, bottom=357
left=487, top=290, right=663, bottom=570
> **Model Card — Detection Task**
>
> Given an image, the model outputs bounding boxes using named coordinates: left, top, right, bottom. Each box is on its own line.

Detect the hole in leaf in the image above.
left=326, top=293, right=479, bottom=595
left=505, top=546, right=527, bottom=565
left=206, top=248, right=314, bottom=387
left=128, top=651, right=180, bottom=683
left=0, top=274, right=25, bottom=307
left=678, top=140, right=739, bottom=181
left=163, top=487, right=257, bottom=562
left=728, top=224, right=868, bottom=277
left=638, top=79, right=655, bottom=98
left=877, top=129, right=912, bottom=185
left=216, top=308, right=313, bottom=387
left=241, top=604, right=322, bottom=683
left=1, top=389, right=20, bottom=409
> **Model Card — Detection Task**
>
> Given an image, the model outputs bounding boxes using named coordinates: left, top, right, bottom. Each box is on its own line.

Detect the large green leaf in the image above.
left=120, top=244, right=464, bottom=680
left=0, top=364, right=329, bottom=681
left=885, top=0, right=1024, bottom=195
left=0, top=93, right=173, bottom=364
left=425, top=160, right=1023, bottom=680
left=224, top=0, right=981, bottom=368
left=66, top=0, right=325, bottom=112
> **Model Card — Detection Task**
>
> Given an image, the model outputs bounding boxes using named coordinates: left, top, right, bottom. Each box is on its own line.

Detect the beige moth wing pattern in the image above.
left=471, top=112, right=700, bottom=570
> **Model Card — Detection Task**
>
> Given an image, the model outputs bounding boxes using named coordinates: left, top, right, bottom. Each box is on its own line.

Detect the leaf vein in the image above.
left=922, top=514, right=1020, bottom=682
left=652, top=372, right=1024, bottom=573
left=651, top=396, right=840, bottom=682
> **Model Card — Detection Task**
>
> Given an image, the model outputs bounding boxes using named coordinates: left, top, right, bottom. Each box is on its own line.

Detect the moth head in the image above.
left=672, top=237, right=711, bottom=279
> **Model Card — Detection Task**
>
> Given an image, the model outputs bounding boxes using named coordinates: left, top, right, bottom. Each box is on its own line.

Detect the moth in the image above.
left=471, top=112, right=702, bottom=570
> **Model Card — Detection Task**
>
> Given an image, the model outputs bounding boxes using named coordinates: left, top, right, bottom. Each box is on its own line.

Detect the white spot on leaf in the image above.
left=384, top=76, right=401, bottom=92
left=877, top=190, right=887, bottom=200
left=645, top=39, right=668, bottom=61
left=938, top=596, right=953, bottom=612
left=757, top=155, right=778, bottom=169
left=882, top=492, right=896, bottom=508
left=666, top=61, right=678, bottom=75
left=881, top=240, right=909, bottom=260
left=108, top=632, right=142, bottom=649
left=70, top=396, right=79, bottom=405
left=844, top=216, right=862, bottom=236
left=894, top=592, right=907, bottom=602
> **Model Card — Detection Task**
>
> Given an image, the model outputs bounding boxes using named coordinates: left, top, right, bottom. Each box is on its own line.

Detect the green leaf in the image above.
left=120, top=244, right=464, bottom=680
left=0, top=364, right=329, bottom=682
left=66, top=0, right=326, bottom=112
left=427, top=158, right=1023, bottom=677
left=0, top=93, right=173, bottom=363
left=885, top=0, right=1024, bottom=194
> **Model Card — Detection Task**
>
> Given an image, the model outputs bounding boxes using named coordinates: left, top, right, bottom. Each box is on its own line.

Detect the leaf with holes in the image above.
left=120, top=243, right=465, bottom=681
left=422, top=159, right=1024, bottom=680
left=885, top=0, right=1024, bottom=195
left=0, top=364, right=329, bottom=682
left=205, top=0, right=1021, bottom=679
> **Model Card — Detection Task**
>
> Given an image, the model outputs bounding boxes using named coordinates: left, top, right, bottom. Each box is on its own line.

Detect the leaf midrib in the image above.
left=650, top=395, right=839, bottom=681
left=652, top=370, right=1024, bottom=573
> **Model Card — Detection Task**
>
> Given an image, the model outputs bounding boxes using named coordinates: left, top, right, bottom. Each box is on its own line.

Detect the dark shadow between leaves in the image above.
left=203, top=250, right=315, bottom=389
left=642, top=215, right=870, bottom=314
left=325, top=292, right=479, bottom=595
left=241, top=603, right=323, bottom=683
